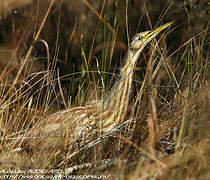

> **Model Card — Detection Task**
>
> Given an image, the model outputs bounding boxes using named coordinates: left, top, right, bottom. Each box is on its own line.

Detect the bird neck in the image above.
left=98, top=49, right=137, bottom=131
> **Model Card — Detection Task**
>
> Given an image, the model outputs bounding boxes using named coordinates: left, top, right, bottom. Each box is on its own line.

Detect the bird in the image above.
left=20, top=22, right=173, bottom=163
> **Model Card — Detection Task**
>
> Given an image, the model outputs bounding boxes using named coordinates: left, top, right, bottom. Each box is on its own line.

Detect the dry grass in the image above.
left=0, top=0, right=209, bottom=179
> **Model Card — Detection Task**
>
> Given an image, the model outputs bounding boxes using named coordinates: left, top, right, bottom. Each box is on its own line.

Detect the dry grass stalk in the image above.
left=147, top=96, right=158, bottom=158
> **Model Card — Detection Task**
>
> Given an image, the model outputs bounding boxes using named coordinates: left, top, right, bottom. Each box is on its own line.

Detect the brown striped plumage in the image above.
left=21, top=22, right=173, bottom=160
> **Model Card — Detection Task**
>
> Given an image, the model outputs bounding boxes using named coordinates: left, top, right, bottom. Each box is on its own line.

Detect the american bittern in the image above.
left=21, top=22, right=173, bottom=160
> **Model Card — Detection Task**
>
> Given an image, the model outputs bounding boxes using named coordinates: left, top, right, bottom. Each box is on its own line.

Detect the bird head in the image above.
left=130, top=22, right=174, bottom=52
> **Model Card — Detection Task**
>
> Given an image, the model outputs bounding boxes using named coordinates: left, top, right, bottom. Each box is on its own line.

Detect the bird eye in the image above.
left=138, top=36, right=143, bottom=40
